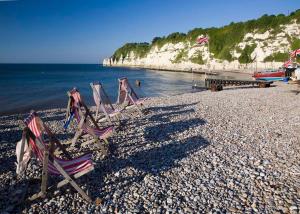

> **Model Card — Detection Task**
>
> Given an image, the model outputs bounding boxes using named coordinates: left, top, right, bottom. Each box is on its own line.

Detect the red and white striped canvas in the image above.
left=196, top=36, right=209, bottom=45
left=91, top=82, right=120, bottom=116
left=290, top=49, right=300, bottom=58
left=72, top=107, right=114, bottom=139
left=24, top=112, right=93, bottom=175
left=92, top=83, right=101, bottom=109
left=118, top=78, right=147, bottom=106
left=69, top=90, right=114, bottom=140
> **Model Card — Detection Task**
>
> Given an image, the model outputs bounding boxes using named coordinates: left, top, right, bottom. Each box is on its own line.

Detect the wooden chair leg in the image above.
left=95, top=105, right=99, bottom=119
left=84, top=104, right=100, bottom=129
left=34, top=161, right=93, bottom=202
left=17, top=129, right=28, bottom=177
left=103, top=138, right=109, bottom=145
left=42, top=124, right=72, bottom=160
left=40, top=149, right=49, bottom=197
left=128, top=95, right=143, bottom=116
left=52, top=160, right=92, bottom=202
left=56, top=167, right=94, bottom=189
left=71, top=129, right=83, bottom=147
left=29, top=148, right=49, bottom=201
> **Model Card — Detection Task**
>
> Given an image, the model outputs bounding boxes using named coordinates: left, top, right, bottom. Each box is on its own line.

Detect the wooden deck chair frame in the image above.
left=117, top=77, right=144, bottom=115
left=90, top=81, right=122, bottom=125
left=66, top=89, right=110, bottom=147
left=19, top=115, right=94, bottom=202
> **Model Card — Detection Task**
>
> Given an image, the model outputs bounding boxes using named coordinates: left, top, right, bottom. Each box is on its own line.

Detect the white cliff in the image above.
left=103, top=20, right=300, bottom=73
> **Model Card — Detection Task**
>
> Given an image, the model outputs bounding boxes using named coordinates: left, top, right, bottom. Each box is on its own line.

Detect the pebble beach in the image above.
left=1, top=82, right=300, bottom=213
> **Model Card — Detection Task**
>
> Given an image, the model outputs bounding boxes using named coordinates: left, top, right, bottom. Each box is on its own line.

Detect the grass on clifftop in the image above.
left=112, top=9, right=300, bottom=62
left=112, top=43, right=150, bottom=61
left=152, top=33, right=187, bottom=49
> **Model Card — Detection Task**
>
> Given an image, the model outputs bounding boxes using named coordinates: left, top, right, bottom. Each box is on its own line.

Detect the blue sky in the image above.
left=0, top=0, right=299, bottom=63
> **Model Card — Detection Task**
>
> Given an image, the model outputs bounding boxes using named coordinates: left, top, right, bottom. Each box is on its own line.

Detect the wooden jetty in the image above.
left=201, top=78, right=273, bottom=92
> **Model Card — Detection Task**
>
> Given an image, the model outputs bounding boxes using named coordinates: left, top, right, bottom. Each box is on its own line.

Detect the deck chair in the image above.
left=65, top=88, right=114, bottom=147
left=19, top=111, right=94, bottom=202
left=117, top=77, right=146, bottom=115
left=90, top=81, right=123, bottom=124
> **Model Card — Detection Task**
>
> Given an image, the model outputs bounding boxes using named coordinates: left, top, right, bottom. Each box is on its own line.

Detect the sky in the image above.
left=0, top=0, right=299, bottom=63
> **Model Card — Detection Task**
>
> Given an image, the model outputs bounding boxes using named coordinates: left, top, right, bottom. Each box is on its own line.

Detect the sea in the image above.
left=0, top=64, right=251, bottom=115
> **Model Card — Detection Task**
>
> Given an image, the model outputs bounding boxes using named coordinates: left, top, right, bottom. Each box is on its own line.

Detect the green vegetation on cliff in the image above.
left=190, top=51, right=205, bottom=65
left=112, top=43, right=150, bottom=61
left=238, top=44, right=257, bottom=64
left=291, top=37, right=300, bottom=50
left=264, top=52, right=289, bottom=62
left=292, top=38, right=300, bottom=63
left=112, top=9, right=300, bottom=62
left=152, top=33, right=187, bottom=49
left=171, top=50, right=188, bottom=64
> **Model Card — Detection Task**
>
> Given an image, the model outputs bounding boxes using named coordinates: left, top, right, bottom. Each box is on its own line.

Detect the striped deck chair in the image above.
left=117, top=77, right=146, bottom=115
left=20, top=111, right=94, bottom=202
left=66, top=88, right=114, bottom=147
left=90, top=81, right=122, bottom=124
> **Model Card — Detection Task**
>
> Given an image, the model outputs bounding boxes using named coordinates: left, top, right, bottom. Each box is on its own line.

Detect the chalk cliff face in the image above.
left=103, top=20, right=300, bottom=73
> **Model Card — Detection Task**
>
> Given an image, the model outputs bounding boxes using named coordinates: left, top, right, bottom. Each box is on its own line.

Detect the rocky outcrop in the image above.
left=103, top=21, right=300, bottom=73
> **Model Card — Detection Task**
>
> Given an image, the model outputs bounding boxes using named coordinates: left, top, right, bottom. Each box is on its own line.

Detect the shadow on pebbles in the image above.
left=1, top=83, right=300, bottom=213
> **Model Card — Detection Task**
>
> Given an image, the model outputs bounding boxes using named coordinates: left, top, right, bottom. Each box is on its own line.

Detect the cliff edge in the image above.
left=104, top=10, right=300, bottom=72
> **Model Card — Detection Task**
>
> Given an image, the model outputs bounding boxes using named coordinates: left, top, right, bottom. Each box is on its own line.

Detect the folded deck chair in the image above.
left=117, top=77, right=146, bottom=115
left=20, top=111, right=94, bottom=202
left=66, top=88, right=114, bottom=147
left=90, top=81, right=123, bottom=124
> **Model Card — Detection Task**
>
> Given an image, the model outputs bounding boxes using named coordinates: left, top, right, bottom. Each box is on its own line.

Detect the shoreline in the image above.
left=1, top=82, right=300, bottom=213
left=0, top=65, right=254, bottom=117
left=104, top=64, right=254, bottom=75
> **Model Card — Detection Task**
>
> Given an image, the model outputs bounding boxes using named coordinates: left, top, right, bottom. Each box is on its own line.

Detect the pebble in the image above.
left=0, top=82, right=299, bottom=213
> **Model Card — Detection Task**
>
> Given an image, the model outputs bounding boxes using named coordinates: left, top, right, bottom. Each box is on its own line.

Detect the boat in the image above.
left=253, top=68, right=286, bottom=81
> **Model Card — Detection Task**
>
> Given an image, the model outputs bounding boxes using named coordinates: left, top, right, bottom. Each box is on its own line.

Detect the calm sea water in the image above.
left=0, top=64, right=250, bottom=115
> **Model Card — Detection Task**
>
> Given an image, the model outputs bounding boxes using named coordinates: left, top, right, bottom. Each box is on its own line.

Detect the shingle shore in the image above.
left=0, top=82, right=300, bottom=213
